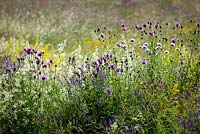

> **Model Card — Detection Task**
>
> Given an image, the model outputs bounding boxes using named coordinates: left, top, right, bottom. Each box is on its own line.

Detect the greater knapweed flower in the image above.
left=149, top=31, right=155, bottom=36
left=171, top=37, right=178, bottom=43
left=24, top=48, right=33, bottom=55
left=38, top=52, right=44, bottom=57
left=175, top=22, right=181, bottom=28
left=105, top=88, right=112, bottom=95
left=196, top=22, right=200, bottom=28
left=40, top=75, right=48, bottom=81
left=189, top=115, right=194, bottom=130
left=141, top=59, right=147, bottom=64
left=181, top=119, right=186, bottom=129
left=121, top=24, right=127, bottom=31
left=134, top=24, right=140, bottom=30
left=108, top=119, right=112, bottom=125
left=197, top=60, right=200, bottom=65
left=130, top=125, right=135, bottom=134
left=179, top=59, right=184, bottom=65
left=124, top=126, right=127, bottom=134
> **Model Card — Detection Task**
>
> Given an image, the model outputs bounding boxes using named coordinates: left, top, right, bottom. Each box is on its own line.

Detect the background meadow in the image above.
left=0, top=0, right=200, bottom=134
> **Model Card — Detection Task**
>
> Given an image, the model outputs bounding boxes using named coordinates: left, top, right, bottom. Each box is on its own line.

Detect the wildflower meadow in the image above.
left=0, top=0, right=200, bottom=134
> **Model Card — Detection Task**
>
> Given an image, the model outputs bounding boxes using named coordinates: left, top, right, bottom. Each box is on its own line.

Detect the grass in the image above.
left=0, top=0, right=200, bottom=134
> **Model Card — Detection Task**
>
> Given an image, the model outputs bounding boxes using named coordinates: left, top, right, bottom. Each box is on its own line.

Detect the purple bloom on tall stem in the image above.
left=196, top=22, right=200, bottom=28
left=38, top=52, right=44, bottom=57
left=105, top=88, right=112, bottom=95
left=130, top=125, right=135, bottom=134
left=171, top=37, right=178, bottom=43
left=170, top=43, right=175, bottom=47
left=181, top=119, right=186, bottom=129
left=102, top=73, right=107, bottom=81
left=121, top=24, right=127, bottom=31
left=124, top=126, right=127, bottom=134
left=24, top=48, right=32, bottom=55
left=108, top=119, right=112, bottom=125
left=40, top=75, right=48, bottom=81
left=134, top=24, right=140, bottom=30
left=141, top=59, right=147, bottom=65
left=70, top=76, right=76, bottom=84
left=175, top=22, right=181, bottom=28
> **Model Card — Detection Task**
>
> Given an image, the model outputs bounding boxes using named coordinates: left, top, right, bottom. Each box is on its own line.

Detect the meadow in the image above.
left=0, top=0, right=200, bottom=133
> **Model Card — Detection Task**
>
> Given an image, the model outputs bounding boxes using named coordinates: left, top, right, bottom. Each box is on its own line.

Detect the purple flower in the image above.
left=171, top=37, right=178, bottom=43
left=40, top=75, right=48, bottom=81
left=134, top=24, right=140, bottom=30
left=124, top=126, right=127, bottom=134
left=96, top=65, right=101, bottom=72
left=38, top=52, right=44, bottom=57
left=141, top=59, right=147, bottom=64
left=175, top=22, right=181, bottom=28
left=149, top=31, right=155, bottom=36
left=49, top=59, right=53, bottom=64
left=180, top=59, right=184, bottom=65
left=181, top=119, right=186, bottom=129
left=121, top=24, right=127, bottom=31
left=70, top=76, right=76, bottom=84
left=115, top=67, right=122, bottom=73
left=164, top=50, right=169, bottom=54
left=102, top=73, right=107, bottom=81
left=196, top=23, right=200, bottom=28
left=130, top=38, right=135, bottom=43
left=24, top=48, right=32, bottom=55
left=105, top=88, right=112, bottom=95
left=130, top=125, right=135, bottom=134
left=108, top=119, right=112, bottom=125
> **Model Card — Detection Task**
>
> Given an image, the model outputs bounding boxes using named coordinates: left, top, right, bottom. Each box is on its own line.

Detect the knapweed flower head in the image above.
left=121, top=24, right=127, bottom=31
left=40, top=74, right=48, bottom=81
left=141, top=59, right=147, bottom=64
left=130, top=38, right=135, bottom=43
left=105, top=88, right=112, bottom=95
left=196, top=22, right=200, bottom=28
left=171, top=37, right=178, bottom=43
left=175, top=22, right=181, bottom=28
left=134, top=24, right=140, bottom=30
left=164, top=50, right=169, bottom=54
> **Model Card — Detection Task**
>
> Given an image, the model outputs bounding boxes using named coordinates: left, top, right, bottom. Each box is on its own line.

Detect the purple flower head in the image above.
left=70, top=76, right=76, bottom=84
left=155, top=23, right=160, bottom=28
left=42, top=64, right=47, bottom=68
left=175, top=22, right=181, bottom=28
left=143, top=42, right=149, bottom=47
left=171, top=37, right=178, bottom=43
left=141, top=59, right=147, bottom=64
left=124, top=126, right=127, bottom=134
left=179, top=59, right=184, bottom=65
left=96, top=65, right=101, bottom=72
left=108, top=64, right=115, bottom=70
left=24, top=48, right=33, bottom=55
left=122, top=45, right=128, bottom=49
left=115, top=67, right=122, bottom=73
left=121, top=24, right=127, bottom=31
left=130, top=125, right=135, bottom=133
left=108, top=119, right=112, bottom=125
left=33, top=49, right=38, bottom=54
left=197, top=23, right=200, bottom=28
left=100, top=33, right=105, bottom=38
left=102, top=73, right=107, bottom=81
left=92, top=71, right=98, bottom=78
left=197, top=60, right=200, bottom=65
left=40, top=75, right=48, bottom=81
left=105, top=88, right=112, bottom=95
left=149, top=31, right=155, bottom=36
left=181, top=119, right=186, bottom=129
left=38, top=52, right=44, bottom=57
left=72, top=56, right=76, bottom=64
left=134, top=24, right=140, bottom=30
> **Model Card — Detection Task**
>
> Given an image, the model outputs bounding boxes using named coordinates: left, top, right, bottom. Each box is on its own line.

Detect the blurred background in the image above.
left=0, top=0, right=199, bottom=50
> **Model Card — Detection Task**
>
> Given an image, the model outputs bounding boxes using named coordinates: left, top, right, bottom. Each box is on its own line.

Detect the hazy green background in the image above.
left=0, top=0, right=199, bottom=51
